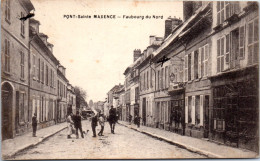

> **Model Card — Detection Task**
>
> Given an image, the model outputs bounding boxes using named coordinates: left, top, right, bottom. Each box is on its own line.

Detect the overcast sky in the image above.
left=31, top=0, right=183, bottom=102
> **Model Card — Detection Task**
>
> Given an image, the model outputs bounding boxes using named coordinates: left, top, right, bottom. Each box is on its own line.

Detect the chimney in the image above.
left=133, top=49, right=141, bottom=62
left=164, top=16, right=182, bottom=39
left=149, top=35, right=156, bottom=45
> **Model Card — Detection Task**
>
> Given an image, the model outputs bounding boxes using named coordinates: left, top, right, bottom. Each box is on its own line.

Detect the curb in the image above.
left=3, top=126, right=67, bottom=159
left=118, top=122, right=222, bottom=158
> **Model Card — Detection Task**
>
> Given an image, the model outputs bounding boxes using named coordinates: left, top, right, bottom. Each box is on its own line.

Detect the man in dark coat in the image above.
left=91, top=112, right=98, bottom=137
left=73, top=111, right=84, bottom=139
left=32, top=113, right=37, bottom=137
left=108, top=106, right=117, bottom=134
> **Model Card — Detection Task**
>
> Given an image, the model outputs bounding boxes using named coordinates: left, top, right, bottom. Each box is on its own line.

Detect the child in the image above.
left=98, top=112, right=105, bottom=136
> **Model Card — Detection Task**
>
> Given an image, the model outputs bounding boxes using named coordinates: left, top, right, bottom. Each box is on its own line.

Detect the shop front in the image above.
left=168, top=86, right=185, bottom=135
left=209, top=65, right=259, bottom=152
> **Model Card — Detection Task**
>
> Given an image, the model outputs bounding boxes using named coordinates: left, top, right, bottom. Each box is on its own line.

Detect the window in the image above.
left=165, top=66, right=168, bottom=88
left=161, top=68, right=164, bottom=89
left=21, top=12, right=25, bottom=36
left=5, top=0, right=10, bottom=22
left=157, top=70, right=160, bottom=90
left=19, top=92, right=25, bottom=123
left=188, top=96, right=192, bottom=123
left=57, top=81, right=60, bottom=96
left=248, top=18, right=259, bottom=65
left=217, top=1, right=225, bottom=25
left=147, top=71, right=149, bottom=89
left=143, top=72, right=146, bottom=90
left=195, top=96, right=200, bottom=125
left=230, top=28, right=239, bottom=64
left=179, top=61, right=184, bottom=82
left=41, top=61, right=44, bottom=83
left=52, top=70, right=55, bottom=88
left=217, top=2, right=240, bottom=25
left=194, top=50, right=199, bottom=79
left=50, top=69, right=53, bottom=87
left=20, top=51, right=24, bottom=79
left=184, top=55, right=188, bottom=82
left=140, top=74, right=142, bottom=91
left=4, top=39, right=10, bottom=73
left=150, top=68, right=153, bottom=88
left=225, top=34, right=230, bottom=63
left=202, top=44, right=209, bottom=77
left=239, top=25, right=245, bottom=58
left=38, top=58, right=40, bottom=81
left=32, top=54, right=36, bottom=78
left=46, top=65, right=48, bottom=85
left=217, top=37, right=225, bottom=73
left=188, top=53, right=192, bottom=81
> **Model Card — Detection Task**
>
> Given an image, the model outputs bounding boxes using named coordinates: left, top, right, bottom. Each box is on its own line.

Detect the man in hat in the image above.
left=91, top=111, right=98, bottom=137
left=73, top=111, right=84, bottom=139
left=108, top=106, right=117, bottom=134
left=32, top=113, right=37, bottom=137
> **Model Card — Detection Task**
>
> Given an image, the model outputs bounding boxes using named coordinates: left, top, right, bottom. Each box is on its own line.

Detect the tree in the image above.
left=75, top=86, right=88, bottom=109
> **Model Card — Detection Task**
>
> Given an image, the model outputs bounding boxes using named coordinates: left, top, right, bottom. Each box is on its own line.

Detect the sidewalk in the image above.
left=2, top=122, right=67, bottom=159
left=118, top=121, right=258, bottom=158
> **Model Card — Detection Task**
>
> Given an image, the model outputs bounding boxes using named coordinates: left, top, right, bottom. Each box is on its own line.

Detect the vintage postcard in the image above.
left=1, top=0, right=259, bottom=160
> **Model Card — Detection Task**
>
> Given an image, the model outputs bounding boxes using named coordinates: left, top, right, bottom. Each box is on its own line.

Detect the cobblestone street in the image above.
left=11, top=121, right=205, bottom=159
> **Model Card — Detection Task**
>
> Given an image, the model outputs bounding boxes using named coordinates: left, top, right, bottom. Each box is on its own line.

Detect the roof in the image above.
left=19, top=0, right=34, bottom=12
left=153, top=2, right=211, bottom=58
left=29, top=18, right=40, bottom=25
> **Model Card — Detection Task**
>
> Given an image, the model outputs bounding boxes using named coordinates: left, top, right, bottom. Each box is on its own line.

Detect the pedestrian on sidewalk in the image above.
left=73, top=111, right=84, bottom=139
left=108, top=106, right=117, bottom=134
left=91, top=112, right=98, bottom=137
left=98, top=112, right=105, bottom=136
left=67, top=113, right=74, bottom=139
left=32, top=113, right=37, bottom=137
left=128, top=114, right=132, bottom=125
left=134, top=115, right=141, bottom=128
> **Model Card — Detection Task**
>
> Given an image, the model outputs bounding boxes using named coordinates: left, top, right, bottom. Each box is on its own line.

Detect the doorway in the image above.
left=142, top=98, right=146, bottom=125
left=2, top=82, right=14, bottom=140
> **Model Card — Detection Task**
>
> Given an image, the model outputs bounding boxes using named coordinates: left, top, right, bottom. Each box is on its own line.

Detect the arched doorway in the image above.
left=1, top=82, right=14, bottom=140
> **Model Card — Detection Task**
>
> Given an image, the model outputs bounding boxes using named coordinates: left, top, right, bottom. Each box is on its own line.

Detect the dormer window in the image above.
left=217, top=2, right=240, bottom=26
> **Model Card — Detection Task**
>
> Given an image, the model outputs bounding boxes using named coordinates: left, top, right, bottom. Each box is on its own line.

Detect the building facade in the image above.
left=209, top=1, right=259, bottom=152
left=138, top=36, right=162, bottom=127
left=57, top=65, right=68, bottom=123
left=1, top=0, right=34, bottom=139
left=29, top=19, right=59, bottom=130
left=67, top=83, right=76, bottom=115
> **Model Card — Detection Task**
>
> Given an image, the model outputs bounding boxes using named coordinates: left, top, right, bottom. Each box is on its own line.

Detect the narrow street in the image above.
left=11, top=121, right=205, bottom=159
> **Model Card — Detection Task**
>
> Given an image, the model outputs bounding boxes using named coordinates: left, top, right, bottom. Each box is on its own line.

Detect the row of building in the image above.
left=107, top=1, right=259, bottom=152
left=1, top=0, right=77, bottom=140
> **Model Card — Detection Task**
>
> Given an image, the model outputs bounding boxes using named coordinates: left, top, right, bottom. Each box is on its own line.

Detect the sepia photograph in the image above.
left=1, top=0, right=259, bottom=160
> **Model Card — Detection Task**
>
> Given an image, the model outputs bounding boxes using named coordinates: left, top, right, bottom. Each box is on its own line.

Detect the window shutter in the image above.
left=32, top=98, right=35, bottom=118
left=239, top=25, right=245, bottom=58
left=46, top=100, right=49, bottom=121
left=191, top=52, right=194, bottom=80
left=205, top=44, right=209, bottom=76
left=185, top=97, right=188, bottom=123
left=184, top=55, right=188, bottom=82
left=37, top=98, right=40, bottom=122
left=192, top=96, right=195, bottom=124
left=198, top=48, right=201, bottom=78
left=200, top=95, right=204, bottom=126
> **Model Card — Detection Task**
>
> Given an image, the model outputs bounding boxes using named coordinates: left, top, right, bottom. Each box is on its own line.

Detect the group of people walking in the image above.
left=67, top=106, right=119, bottom=139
